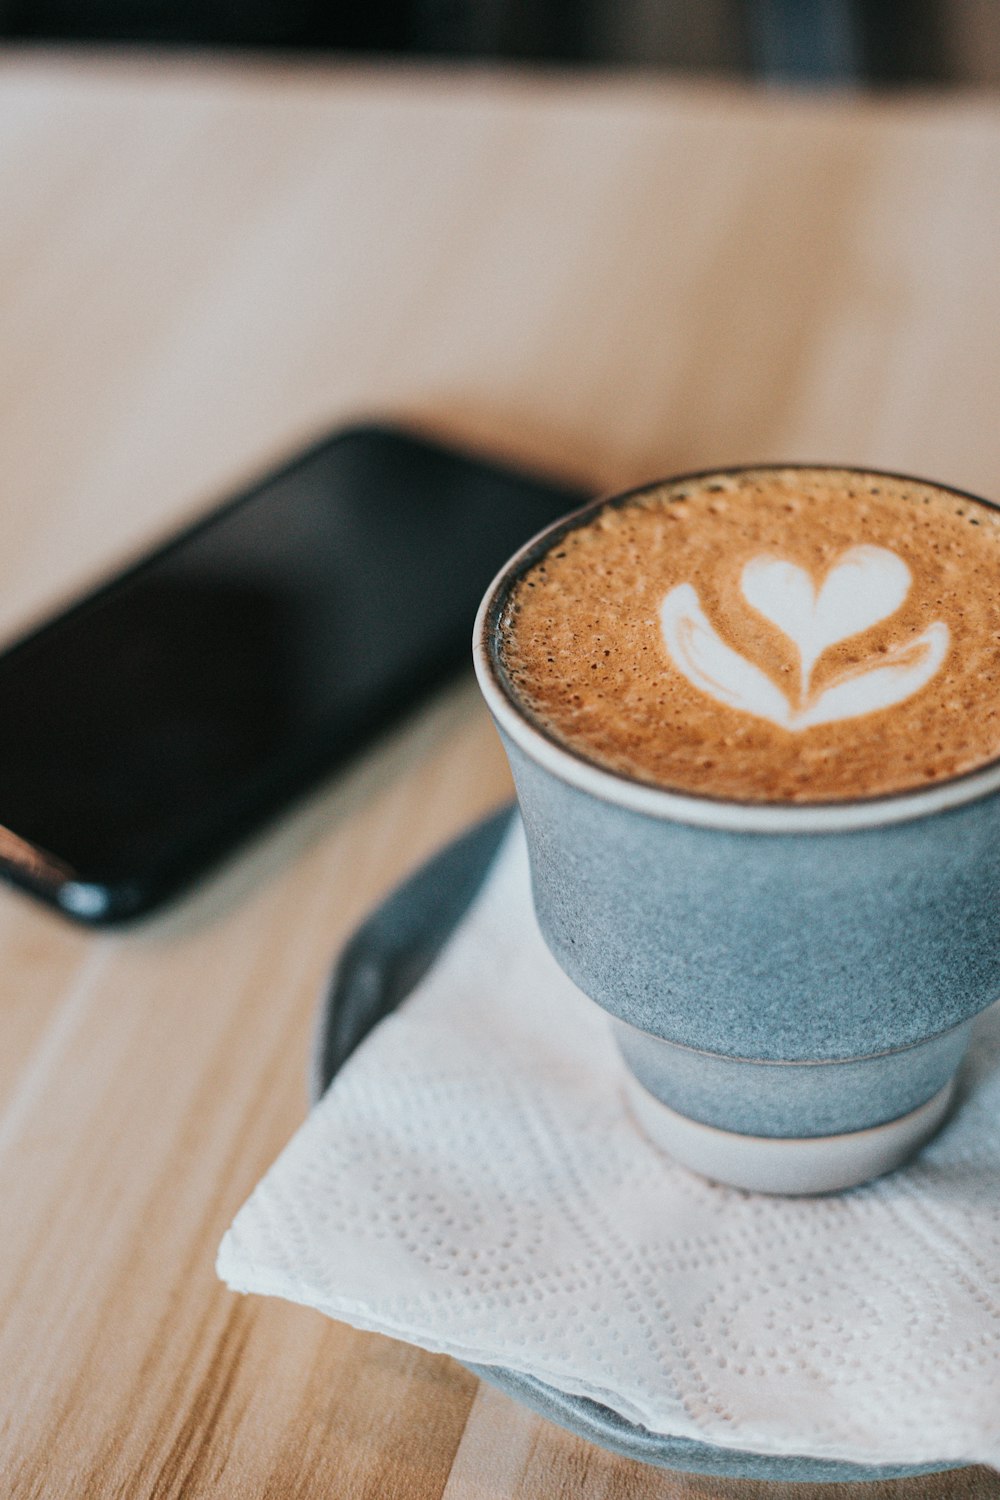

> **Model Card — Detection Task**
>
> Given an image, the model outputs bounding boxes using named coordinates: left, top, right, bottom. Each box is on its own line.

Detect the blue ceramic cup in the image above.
left=473, top=473, right=1000, bottom=1194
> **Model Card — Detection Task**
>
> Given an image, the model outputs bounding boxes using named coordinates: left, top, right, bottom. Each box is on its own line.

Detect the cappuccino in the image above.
left=498, top=467, right=1000, bottom=802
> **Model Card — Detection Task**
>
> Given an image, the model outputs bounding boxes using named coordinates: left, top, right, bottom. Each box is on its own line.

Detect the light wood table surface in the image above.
left=0, top=49, right=998, bottom=1499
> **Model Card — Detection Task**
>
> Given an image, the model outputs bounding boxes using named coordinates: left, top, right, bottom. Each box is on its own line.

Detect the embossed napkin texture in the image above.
left=218, top=821, right=1000, bottom=1470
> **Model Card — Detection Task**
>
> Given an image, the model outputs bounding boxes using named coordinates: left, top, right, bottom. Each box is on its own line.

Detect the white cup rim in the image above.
left=473, top=463, right=1000, bottom=835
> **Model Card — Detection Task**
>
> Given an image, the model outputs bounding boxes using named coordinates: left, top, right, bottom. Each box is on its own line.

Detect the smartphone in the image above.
left=0, top=424, right=587, bottom=923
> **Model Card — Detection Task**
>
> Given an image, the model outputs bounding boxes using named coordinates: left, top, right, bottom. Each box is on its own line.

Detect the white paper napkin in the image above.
left=218, top=820, right=1000, bottom=1470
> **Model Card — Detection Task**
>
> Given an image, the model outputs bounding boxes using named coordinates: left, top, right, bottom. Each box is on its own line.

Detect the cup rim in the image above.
left=473, top=462, right=1000, bottom=834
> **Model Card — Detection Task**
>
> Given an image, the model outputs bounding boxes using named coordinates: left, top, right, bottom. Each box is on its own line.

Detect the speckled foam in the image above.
left=500, top=467, right=1000, bottom=803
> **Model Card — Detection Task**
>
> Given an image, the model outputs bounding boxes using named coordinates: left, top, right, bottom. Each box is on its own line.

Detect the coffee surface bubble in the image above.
left=498, top=467, right=1000, bottom=803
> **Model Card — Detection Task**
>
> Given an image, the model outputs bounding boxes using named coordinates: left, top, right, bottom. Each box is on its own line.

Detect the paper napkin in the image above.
left=218, top=821, right=1000, bottom=1470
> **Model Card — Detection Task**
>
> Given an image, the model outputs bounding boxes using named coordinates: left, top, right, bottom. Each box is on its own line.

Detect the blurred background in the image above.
left=1, top=0, right=999, bottom=89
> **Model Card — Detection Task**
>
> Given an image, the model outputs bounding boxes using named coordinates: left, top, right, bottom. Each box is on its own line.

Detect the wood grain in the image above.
left=0, top=49, right=998, bottom=1497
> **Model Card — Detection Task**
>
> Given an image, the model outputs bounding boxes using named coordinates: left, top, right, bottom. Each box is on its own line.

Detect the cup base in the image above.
left=624, top=1073, right=956, bottom=1195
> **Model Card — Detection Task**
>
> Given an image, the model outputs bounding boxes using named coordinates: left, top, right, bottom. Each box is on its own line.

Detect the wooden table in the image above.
left=1, top=49, right=998, bottom=1499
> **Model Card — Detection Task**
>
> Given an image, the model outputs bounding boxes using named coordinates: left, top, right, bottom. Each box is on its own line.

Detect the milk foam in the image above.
left=499, top=467, right=1000, bottom=802
left=659, top=544, right=950, bottom=730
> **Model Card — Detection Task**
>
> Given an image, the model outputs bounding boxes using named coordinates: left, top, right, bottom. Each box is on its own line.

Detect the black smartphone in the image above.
left=0, top=424, right=587, bottom=923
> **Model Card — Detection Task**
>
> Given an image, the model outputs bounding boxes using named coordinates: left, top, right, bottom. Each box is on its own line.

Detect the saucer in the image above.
left=311, top=807, right=956, bottom=1484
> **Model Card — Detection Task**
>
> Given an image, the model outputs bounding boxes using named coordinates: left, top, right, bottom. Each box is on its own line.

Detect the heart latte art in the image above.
left=659, top=545, right=949, bottom=731
left=499, top=467, right=1000, bottom=802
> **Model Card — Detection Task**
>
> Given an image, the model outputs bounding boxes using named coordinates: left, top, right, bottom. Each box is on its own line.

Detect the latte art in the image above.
left=659, top=545, right=950, bottom=731
left=498, top=466, right=1000, bottom=802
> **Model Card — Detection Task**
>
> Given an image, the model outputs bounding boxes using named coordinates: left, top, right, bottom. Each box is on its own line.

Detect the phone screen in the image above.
left=0, top=426, right=585, bottom=919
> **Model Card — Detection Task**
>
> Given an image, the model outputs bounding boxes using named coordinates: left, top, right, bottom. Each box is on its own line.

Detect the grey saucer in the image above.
left=312, top=807, right=958, bottom=1485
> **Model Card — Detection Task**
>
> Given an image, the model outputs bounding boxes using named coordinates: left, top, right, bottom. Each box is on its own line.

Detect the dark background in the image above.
left=1, top=0, right=999, bottom=88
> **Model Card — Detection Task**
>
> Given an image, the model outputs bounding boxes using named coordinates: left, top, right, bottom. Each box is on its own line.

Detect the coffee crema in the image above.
left=497, top=467, right=1000, bottom=803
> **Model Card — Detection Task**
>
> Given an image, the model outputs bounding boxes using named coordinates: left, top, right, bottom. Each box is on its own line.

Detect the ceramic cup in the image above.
left=472, top=471, right=1000, bottom=1194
